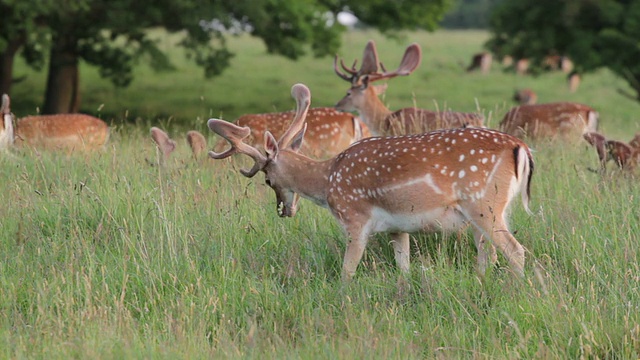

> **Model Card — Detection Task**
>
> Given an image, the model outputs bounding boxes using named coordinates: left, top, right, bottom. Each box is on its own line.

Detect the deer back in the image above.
left=324, top=127, right=533, bottom=223
left=216, top=107, right=368, bottom=158
left=384, top=108, right=485, bottom=136
left=15, top=114, right=109, bottom=151
left=500, top=102, right=598, bottom=141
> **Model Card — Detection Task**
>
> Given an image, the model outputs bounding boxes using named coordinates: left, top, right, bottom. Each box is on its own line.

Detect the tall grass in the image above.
left=1, top=30, right=639, bottom=358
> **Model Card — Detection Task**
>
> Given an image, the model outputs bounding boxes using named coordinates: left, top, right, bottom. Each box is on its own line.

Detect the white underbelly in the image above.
left=368, top=205, right=467, bottom=233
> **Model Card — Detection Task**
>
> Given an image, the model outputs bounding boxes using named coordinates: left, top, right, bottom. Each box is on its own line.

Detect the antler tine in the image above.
left=366, top=43, right=422, bottom=83
left=207, top=119, right=267, bottom=178
left=334, top=55, right=357, bottom=82
left=278, top=83, right=312, bottom=149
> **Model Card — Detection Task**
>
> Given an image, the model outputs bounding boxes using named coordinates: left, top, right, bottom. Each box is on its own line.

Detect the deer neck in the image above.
left=357, top=88, right=393, bottom=136
left=279, top=151, right=333, bottom=207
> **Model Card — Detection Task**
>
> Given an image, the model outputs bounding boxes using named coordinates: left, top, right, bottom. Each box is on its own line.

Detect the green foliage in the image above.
left=488, top=0, right=640, bottom=100
left=1, top=0, right=454, bottom=95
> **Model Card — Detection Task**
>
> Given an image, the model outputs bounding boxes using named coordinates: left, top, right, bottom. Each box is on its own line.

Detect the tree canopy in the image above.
left=0, top=0, right=452, bottom=113
left=488, top=0, right=640, bottom=101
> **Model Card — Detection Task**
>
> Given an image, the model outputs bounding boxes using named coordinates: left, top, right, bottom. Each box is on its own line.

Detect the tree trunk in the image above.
left=43, top=34, right=80, bottom=114
left=0, top=35, right=26, bottom=96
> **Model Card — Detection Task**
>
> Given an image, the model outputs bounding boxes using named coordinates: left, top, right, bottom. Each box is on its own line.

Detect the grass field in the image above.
left=2, top=30, right=640, bottom=358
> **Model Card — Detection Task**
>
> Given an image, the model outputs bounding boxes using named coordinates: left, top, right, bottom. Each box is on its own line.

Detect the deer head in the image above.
left=334, top=40, right=422, bottom=113
left=209, top=84, right=311, bottom=217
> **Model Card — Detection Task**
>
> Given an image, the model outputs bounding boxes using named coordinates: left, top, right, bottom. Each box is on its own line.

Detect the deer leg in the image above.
left=459, top=205, right=525, bottom=276
left=470, top=227, right=497, bottom=276
left=342, top=223, right=370, bottom=281
left=390, top=232, right=410, bottom=274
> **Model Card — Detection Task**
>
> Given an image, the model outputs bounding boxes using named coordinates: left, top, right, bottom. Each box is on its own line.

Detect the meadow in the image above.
left=1, top=30, right=639, bottom=358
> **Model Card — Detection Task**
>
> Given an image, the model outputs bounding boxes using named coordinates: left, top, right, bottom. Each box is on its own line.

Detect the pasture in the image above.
left=1, top=30, right=639, bottom=358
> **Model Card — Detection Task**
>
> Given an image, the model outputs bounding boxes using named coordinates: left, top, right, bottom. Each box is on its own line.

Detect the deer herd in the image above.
left=2, top=40, right=637, bottom=281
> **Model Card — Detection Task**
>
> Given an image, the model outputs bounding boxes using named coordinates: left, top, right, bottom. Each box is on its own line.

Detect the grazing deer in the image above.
left=186, top=130, right=208, bottom=159
left=467, top=52, right=493, bottom=74
left=583, top=132, right=640, bottom=173
left=500, top=102, right=599, bottom=141
left=150, top=126, right=177, bottom=165
left=513, top=89, right=538, bottom=105
left=334, top=40, right=484, bottom=137
left=213, top=107, right=370, bottom=159
left=1, top=94, right=109, bottom=152
left=209, top=84, right=534, bottom=280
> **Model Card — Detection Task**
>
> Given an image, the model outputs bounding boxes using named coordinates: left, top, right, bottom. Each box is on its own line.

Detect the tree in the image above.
left=0, top=0, right=452, bottom=114
left=487, top=0, right=640, bottom=101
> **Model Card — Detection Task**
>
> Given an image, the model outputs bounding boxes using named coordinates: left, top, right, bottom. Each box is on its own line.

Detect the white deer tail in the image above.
left=515, top=145, right=534, bottom=215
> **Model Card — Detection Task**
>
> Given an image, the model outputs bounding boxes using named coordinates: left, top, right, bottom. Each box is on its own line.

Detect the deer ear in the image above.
left=288, top=123, right=307, bottom=152
left=264, top=131, right=279, bottom=157
left=373, top=83, right=388, bottom=95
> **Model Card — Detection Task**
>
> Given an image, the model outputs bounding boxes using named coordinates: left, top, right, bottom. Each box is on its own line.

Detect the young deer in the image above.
left=1, top=94, right=109, bottom=152
left=186, top=130, right=208, bottom=159
left=209, top=84, right=535, bottom=280
left=334, top=41, right=484, bottom=137
left=500, top=102, right=599, bottom=141
left=213, top=107, right=371, bottom=159
left=583, top=132, right=640, bottom=173
left=150, top=127, right=177, bottom=164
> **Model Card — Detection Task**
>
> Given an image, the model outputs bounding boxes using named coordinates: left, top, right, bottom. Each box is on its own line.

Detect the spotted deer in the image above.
left=213, top=107, right=371, bottom=159
left=500, top=102, right=599, bottom=141
left=583, top=132, right=640, bottom=173
left=334, top=41, right=484, bottom=137
left=209, top=84, right=534, bottom=280
left=1, top=94, right=109, bottom=152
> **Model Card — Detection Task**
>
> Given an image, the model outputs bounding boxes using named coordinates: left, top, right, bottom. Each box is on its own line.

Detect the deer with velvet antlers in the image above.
left=1, top=94, right=109, bottom=152
left=334, top=41, right=484, bottom=137
left=209, top=84, right=534, bottom=280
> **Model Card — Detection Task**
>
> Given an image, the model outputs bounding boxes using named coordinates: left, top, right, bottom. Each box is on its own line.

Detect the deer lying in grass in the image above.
left=1, top=94, right=109, bottom=152
left=334, top=40, right=484, bottom=136
left=500, top=102, right=599, bottom=141
left=209, top=83, right=534, bottom=280
left=213, top=107, right=371, bottom=159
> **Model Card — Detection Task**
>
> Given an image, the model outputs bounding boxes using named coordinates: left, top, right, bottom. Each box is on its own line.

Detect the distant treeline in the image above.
left=440, top=0, right=505, bottom=29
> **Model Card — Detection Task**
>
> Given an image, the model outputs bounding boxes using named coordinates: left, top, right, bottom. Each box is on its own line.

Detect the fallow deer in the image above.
left=186, top=130, right=207, bottom=159
left=583, top=132, right=640, bottom=173
left=334, top=41, right=484, bottom=137
left=500, top=102, right=599, bottom=141
left=213, top=107, right=371, bottom=159
left=513, top=89, right=538, bottom=105
left=467, top=52, right=493, bottom=74
left=150, top=127, right=177, bottom=165
left=1, top=94, right=109, bottom=152
left=209, top=84, right=535, bottom=280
